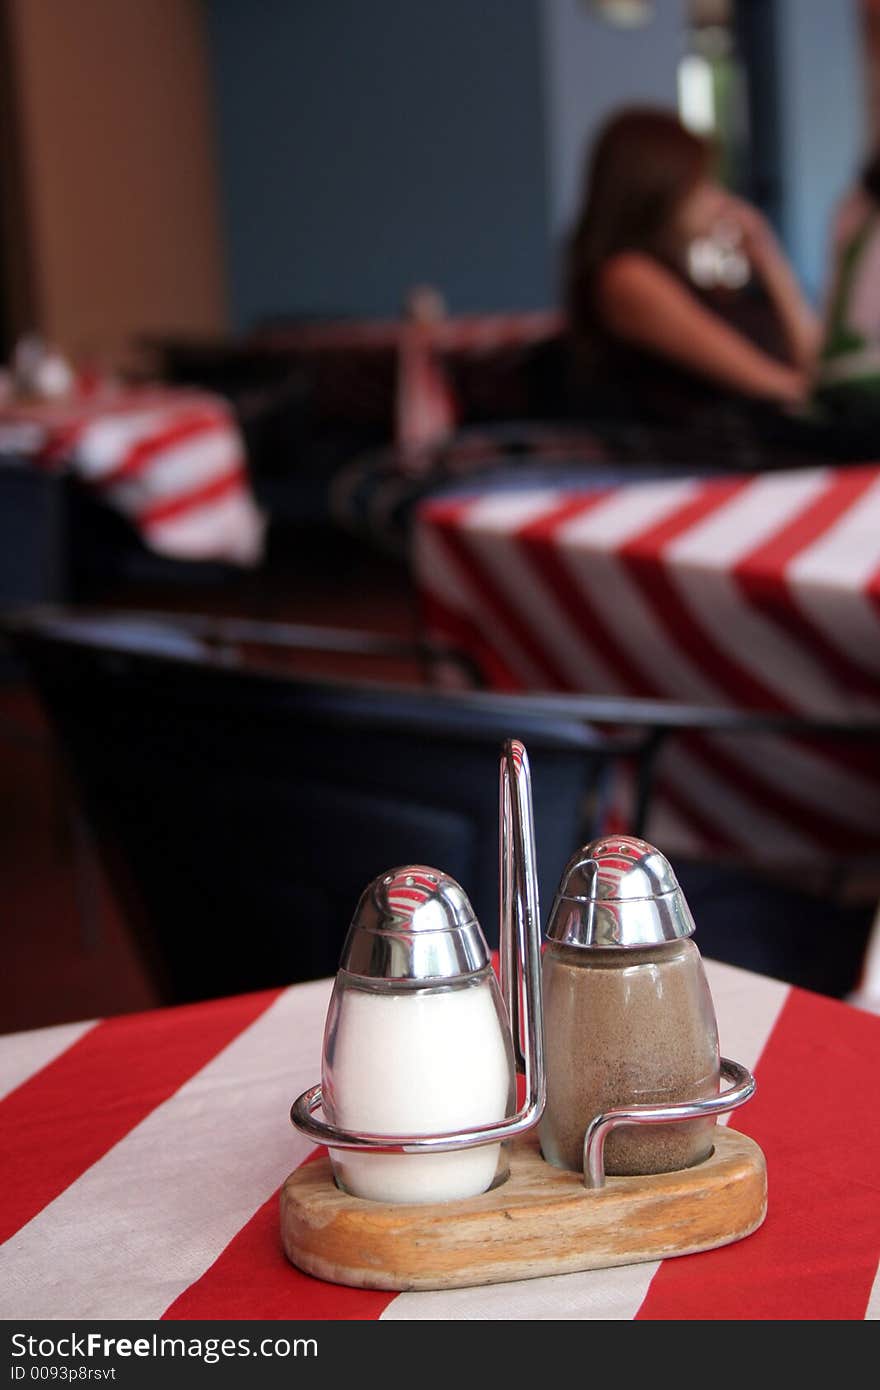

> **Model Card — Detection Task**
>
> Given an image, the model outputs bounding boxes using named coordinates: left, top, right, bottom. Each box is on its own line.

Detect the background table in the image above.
left=0, top=385, right=264, bottom=567
left=414, top=465, right=880, bottom=869
left=1, top=962, right=878, bottom=1320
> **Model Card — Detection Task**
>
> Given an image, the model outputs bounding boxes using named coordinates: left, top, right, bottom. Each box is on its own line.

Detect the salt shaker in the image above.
left=291, top=739, right=546, bottom=1205
left=540, top=835, right=721, bottom=1178
left=321, top=866, right=516, bottom=1203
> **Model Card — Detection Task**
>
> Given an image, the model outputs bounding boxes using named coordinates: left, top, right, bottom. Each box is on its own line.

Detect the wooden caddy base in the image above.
left=280, top=1127, right=767, bottom=1291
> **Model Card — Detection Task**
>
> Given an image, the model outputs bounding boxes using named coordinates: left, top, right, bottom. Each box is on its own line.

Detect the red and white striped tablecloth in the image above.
left=414, top=466, right=880, bottom=870
left=0, top=386, right=265, bottom=566
left=260, top=308, right=564, bottom=463
left=1, top=963, right=878, bottom=1320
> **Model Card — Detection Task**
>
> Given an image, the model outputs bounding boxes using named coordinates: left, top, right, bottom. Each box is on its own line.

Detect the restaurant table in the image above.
left=1, top=961, right=878, bottom=1320
left=0, top=462, right=73, bottom=607
left=414, top=464, right=880, bottom=870
left=0, top=384, right=264, bottom=566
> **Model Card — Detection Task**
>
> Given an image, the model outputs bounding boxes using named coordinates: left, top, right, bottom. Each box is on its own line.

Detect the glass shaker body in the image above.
left=322, top=965, right=515, bottom=1203
left=540, top=938, right=720, bottom=1176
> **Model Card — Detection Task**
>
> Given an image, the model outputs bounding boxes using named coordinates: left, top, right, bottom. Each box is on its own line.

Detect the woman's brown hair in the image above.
left=566, top=107, right=711, bottom=337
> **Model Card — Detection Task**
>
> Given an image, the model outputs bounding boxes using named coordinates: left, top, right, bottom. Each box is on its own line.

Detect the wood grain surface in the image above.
left=280, top=1127, right=767, bottom=1291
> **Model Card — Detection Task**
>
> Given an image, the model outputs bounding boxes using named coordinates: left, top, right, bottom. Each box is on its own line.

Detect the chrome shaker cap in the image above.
left=545, top=835, right=695, bottom=949
left=339, top=865, right=490, bottom=982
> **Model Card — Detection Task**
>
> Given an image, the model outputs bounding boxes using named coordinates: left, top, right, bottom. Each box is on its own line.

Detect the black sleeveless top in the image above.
left=565, top=274, right=797, bottom=467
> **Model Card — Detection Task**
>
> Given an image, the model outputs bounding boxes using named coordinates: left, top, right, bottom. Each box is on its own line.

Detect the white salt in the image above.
left=326, top=981, right=512, bottom=1203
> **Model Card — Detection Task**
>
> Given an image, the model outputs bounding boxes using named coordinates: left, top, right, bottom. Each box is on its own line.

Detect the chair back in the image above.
left=11, top=612, right=610, bottom=1002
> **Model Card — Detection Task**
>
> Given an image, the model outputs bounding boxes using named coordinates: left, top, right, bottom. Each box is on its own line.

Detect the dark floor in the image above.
left=2, top=537, right=418, bottom=1034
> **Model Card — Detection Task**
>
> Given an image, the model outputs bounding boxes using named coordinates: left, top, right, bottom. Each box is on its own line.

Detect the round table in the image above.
left=0, top=960, right=877, bottom=1320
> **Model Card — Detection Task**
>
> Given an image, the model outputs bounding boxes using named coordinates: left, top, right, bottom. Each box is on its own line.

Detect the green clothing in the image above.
left=815, top=205, right=880, bottom=415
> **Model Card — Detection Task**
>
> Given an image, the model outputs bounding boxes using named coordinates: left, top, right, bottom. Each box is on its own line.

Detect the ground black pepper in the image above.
left=540, top=939, right=720, bottom=1176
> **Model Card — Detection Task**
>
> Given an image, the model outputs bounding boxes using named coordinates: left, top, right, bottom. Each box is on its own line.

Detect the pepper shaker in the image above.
left=540, top=835, right=720, bottom=1177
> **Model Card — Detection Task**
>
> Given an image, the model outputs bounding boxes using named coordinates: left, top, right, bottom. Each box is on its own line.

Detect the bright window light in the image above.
left=678, top=53, right=716, bottom=134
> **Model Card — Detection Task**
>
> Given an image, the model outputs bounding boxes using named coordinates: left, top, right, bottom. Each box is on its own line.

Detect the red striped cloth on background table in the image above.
left=0, top=386, right=265, bottom=565
left=255, top=310, right=563, bottom=356
left=1, top=962, right=878, bottom=1320
left=258, top=308, right=564, bottom=463
left=413, top=465, right=880, bottom=871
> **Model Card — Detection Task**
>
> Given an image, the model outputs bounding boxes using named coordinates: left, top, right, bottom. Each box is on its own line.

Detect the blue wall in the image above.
left=771, top=0, right=865, bottom=301
left=206, top=0, right=553, bottom=328
left=539, top=0, right=686, bottom=241
left=206, top=0, right=867, bottom=328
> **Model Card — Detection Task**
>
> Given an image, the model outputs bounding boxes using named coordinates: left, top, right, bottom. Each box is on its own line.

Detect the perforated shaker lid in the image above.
left=545, top=835, right=695, bottom=949
left=339, top=865, right=490, bottom=982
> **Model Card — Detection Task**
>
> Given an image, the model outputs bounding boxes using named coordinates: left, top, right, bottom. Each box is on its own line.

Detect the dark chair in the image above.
left=7, top=609, right=880, bottom=1004
left=5, top=611, right=628, bottom=1003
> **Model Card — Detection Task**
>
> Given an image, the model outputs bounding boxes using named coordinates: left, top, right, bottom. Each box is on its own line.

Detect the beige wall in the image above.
left=5, top=0, right=227, bottom=361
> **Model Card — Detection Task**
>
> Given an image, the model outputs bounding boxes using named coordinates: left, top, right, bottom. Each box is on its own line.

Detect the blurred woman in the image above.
left=566, top=108, right=819, bottom=435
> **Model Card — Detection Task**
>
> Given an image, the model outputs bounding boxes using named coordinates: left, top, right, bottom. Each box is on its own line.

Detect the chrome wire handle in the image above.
left=582, top=1057, right=756, bottom=1189
left=290, top=738, right=546, bottom=1155
left=500, top=738, right=545, bottom=1091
